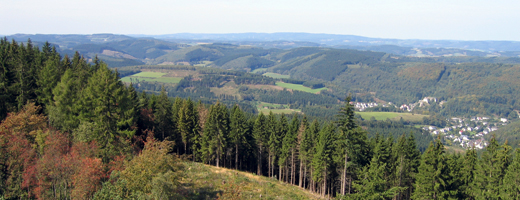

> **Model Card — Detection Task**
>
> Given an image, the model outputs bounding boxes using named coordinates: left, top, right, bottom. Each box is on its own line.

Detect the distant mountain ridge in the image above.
left=131, top=32, right=520, bottom=52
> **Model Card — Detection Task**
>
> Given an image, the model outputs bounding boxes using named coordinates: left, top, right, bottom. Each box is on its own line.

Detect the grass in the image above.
left=131, top=71, right=167, bottom=78
left=263, top=72, right=290, bottom=79
left=275, top=82, right=328, bottom=94
left=256, top=102, right=301, bottom=115
left=179, top=161, right=321, bottom=199
left=121, top=76, right=182, bottom=84
left=357, top=112, right=428, bottom=122
left=251, top=68, right=268, bottom=73
left=120, top=71, right=182, bottom=84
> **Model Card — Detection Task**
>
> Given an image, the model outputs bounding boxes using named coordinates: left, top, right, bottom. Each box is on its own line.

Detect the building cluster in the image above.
left=354, top=102, right=379, bottom=111
left=399, top=97, right=447, bottom=112
left=424, top=116, right=509, bottom=149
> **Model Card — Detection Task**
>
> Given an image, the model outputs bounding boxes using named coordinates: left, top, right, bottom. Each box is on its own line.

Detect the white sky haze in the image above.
left=1, top=0, right=519, bottom=41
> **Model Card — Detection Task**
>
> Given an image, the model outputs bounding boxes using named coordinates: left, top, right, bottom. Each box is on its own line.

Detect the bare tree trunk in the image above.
left=323, top=168, right=327, bottom=197
left=342, top=150, right=348, bottom=195
left=303, top=163, right=307, bottom=189
left=235, top=144, right=239, bottom=170
left=216, top=148, right=220, bottom=167
left=257, top=147, right=262, bottom=175
left=299, top=158, right=303, bottom=187
left=291, top=150, right=295, bottom=185
left=279, top=163, right=283, bottom=181
left=268, top=152, right=271, bottom=177
left=285, top=164, right=289, bottom=182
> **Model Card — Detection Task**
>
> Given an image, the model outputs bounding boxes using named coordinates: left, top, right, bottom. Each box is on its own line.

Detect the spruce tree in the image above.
left=178, top=98, right=198, bottom=155
left=412, top=139, right=449, bottom=199
left=202, top=102, right=229, bottom=167
left=501, top=149, right=520, bottom=199
left=154, top=87, right=173, bottom=141
left=252, top=112, right=267, bottom=175
left=311, top=123, right=335, bottom=197
left=470, top=136, right=512, bottom=199
left=267, top=111, right=278, bottom=177
left=229, top=104, right=248, bottom=169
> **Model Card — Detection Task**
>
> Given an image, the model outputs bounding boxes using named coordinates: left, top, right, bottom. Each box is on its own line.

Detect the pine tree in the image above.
left=353, top=138, right=405, bottom=200
left=412, top=139, right=449, bottom=199
left=460, top=148, right=477, bottom=199
left=203, top=102, right=229, bottom=167
left=48, top=69, right=81, bottom=132
left=277, top=114, right=289, bottom=181
left=392, top=134, right=421, bottom=200
left=229, top=104, right=248, bottom=169
left=284, top=114, right=299, bottom=184
left=470, top=136, right=512, bottom=199
left=36, top=53, right=61, bottom=110
left=501, top=149, right=520, bottom=199
left=311, top=123, right=335, bottom=197
left=178, top=98, right=198, bottom=155
left=336, top=95, right=368, bottom=195
left=298, top=115, right=309, bottom=188
left=78, top=64, right=135, bottom=162
left=252, top=112, right=267, bottom=175
left=154, top=87, right=173, bottom=141
left=267, top=111, right=278, bottom=178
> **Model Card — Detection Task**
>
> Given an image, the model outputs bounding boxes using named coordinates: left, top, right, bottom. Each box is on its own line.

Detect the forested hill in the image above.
left=7, top=34, right=520, bottom=118
left=2, top=38, right=520, bottom=199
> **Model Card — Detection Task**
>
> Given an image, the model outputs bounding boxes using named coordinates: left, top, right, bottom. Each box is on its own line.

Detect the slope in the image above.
left=180, top=161, right=322, bottom=199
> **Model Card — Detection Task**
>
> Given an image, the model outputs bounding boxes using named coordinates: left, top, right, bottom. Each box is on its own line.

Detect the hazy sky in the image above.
left=1, top=0, right=519, bottom=41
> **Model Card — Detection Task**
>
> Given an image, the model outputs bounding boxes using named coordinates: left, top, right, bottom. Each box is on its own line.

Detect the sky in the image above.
left=1, top=0, right=520, bottom=41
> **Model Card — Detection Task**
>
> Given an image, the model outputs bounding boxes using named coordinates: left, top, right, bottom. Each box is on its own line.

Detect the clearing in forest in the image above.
left=275, top=82, right=328, bottom=94
left=357, top=112, right=427, bottom=122
left=120, top=71, right=183, bottom=84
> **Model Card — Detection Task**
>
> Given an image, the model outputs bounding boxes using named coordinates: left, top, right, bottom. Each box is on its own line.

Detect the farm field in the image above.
left=358, top=112, right=428, bottom=122
left=256, top=102, right=301, bottom=115
left=120, top=71, right=183, bottom=84
left=263, top=72, right=290, bottom=79
left=275, top=82, right=328, bottom=94
left=251, top=68, right=268, bottom=73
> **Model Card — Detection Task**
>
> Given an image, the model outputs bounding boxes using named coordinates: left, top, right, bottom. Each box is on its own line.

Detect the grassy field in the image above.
left=132, top=71, right=167, bottom=77
left=275, top=82, right=328, bottom=94
left=358, top=112, right=428, bottom=122
left=251, top=68, right=268, bottom=73
left=263, top=72, right=290, bottom=79
left=179, top=162, right=321, bottom=199
left=120, top=71, right=183, bottom=84
left=256, top=102, right=301, bottom=115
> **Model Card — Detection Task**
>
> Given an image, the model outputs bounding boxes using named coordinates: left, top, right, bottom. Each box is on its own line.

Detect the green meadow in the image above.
left=358, top=112, right=427, bottom=122
left=263, top=72, right=290, bottom=79
left=256, top=102, right=301, bottom=115
left=275, top=82, right=328, bottom=94
left=120, top=71, right=182, bottom=84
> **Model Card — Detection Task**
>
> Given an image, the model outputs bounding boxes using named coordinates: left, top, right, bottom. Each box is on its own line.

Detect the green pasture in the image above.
left=275, top=82, right=328, bottom=94
left=263, top=72, right=290, bottom=79
left=358, top=112, right=427, bottom=122
left=256, top=102, right=300, bottom=115
left=132, top=72, right=166, bottom=77
left=251, top=68, right=268, bottom=73
left=120, top=71, right=182, bottom=84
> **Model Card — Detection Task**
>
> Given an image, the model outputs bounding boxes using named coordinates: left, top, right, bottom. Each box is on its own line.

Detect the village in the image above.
left=424, top=116, right=509, bottom=149
left=354, top=97, right=514, bottom=149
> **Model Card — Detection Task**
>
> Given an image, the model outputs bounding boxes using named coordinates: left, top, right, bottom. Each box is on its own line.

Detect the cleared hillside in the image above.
left=180, top=162, right=322, bottom=199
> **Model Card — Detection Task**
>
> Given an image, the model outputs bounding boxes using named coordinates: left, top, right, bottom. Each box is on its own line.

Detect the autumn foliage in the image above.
left=0, top=103, right=104, bottom=199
